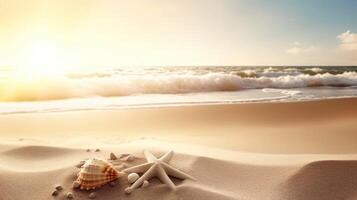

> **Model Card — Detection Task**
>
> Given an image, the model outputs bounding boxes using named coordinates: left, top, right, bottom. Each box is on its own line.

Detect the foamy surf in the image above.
left=1, top=87, right=357, bottom=115
left=0, top=66, right=357, bottom=102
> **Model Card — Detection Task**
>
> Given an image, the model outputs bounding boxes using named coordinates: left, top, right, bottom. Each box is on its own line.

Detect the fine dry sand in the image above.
left=1, top=98, right=357, bottom=200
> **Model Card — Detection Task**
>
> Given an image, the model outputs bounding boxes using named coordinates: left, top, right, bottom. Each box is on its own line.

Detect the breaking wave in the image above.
left=1, top=67, right=357, bottom=101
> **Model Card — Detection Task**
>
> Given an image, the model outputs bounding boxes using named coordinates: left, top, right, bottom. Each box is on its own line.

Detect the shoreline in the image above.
left=1, top=95, right=357, bottom=116
left=1, top=97, right=357, bottom=154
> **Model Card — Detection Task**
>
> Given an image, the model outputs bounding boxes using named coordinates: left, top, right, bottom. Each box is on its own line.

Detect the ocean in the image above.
left=0, top=66, right=357, bottom=114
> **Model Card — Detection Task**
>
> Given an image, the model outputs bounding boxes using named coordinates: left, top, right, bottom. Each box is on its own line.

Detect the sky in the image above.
left=0, top=0, right=357, bottom=68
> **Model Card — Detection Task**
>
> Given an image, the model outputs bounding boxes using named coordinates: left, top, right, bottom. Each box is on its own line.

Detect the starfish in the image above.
left=123, top=150, right=195, bottom=194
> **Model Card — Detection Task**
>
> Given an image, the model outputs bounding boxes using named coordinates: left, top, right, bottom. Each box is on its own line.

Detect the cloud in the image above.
left=286, top=42, right=319, bottom=54
left=337, top=30, right=357, bottom=51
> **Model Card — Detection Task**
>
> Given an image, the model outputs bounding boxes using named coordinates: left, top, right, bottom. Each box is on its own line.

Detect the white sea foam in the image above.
left=0, top=70, right=357, bottom=101
left=262, top=88, right=302, bottom=96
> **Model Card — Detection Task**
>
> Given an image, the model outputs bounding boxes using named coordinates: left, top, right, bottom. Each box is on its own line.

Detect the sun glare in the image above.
left=14, top=39, right=65, bottom=80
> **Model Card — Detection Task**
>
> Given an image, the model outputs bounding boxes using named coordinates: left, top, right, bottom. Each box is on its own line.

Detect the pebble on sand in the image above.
left=55, top=185, right=63, bottom=191
left=109, top=181, right=117, bottom=187
left=127, top=155, right=135, bottom=161
left=89, top=192, right=97, bottom=199
left=142, top=180, right=150, bottom=188
left=86, top=149, right=91, bottom=152
left=72, top=181, right=80, bottom=189
left=110, top=152, right=117, bottom=160
left=95, top=149, right=100, bottom=152
left=128, top=173, right=140, bottom=184
left=121, top=155, right=135, bottom=162
left=51, top=190, right=59, bottom=196
left=66, top=192, right=74, bottom=199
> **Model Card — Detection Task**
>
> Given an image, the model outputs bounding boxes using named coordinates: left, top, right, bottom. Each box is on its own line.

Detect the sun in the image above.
left=15, top=39, right=65, bottom=79
left=0, top=39, right=69, bottom=101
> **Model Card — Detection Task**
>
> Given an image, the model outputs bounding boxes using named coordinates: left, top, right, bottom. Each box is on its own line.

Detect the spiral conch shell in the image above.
left=77, top=158, right=122, bottom=190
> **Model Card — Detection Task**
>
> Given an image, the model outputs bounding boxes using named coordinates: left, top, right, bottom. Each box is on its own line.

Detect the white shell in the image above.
left=76, top=158, right=121, bottom=190
left=128, top=173, right=139, bottom=184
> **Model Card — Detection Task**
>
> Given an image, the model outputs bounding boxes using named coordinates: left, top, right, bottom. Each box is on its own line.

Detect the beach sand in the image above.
left=1, top=98, right=357, bottom=200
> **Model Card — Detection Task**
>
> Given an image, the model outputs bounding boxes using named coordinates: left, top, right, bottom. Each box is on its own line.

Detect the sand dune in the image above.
left=0, top=140, right=357, bottom=200
left=280, top=160, right=357, bottom=200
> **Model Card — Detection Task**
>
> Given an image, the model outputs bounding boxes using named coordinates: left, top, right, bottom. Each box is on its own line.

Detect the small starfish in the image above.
left=123, top=151, right=195, bottom=193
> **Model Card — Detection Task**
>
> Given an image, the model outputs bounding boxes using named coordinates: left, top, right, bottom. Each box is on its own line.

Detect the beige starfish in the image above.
left=123, top=151, right=195, bottom=194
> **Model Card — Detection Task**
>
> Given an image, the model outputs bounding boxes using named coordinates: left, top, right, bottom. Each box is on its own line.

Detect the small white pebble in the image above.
left=128, top=173, right=139, bottom=184
left=88, top=192, right=96, bottom=199
left=72, top=181, right=80, bottom=189
left=120, top=154, right=135, bottom=161
left=125, top=187, right=133, bottom=194
left=142, top=180, right=149, bottom=188
left=66, top=192, right=74, bottom=199
left=126, top=155, right=135, bottom=161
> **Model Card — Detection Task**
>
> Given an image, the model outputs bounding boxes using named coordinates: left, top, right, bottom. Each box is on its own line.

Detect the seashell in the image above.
left=76, top=158, right=122, bottom=190
left=127, top=173, right=139, bottom=184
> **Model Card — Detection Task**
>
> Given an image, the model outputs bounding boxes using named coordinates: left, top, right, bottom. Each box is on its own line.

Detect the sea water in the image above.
left=0, top=66, right=356, bottom=114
